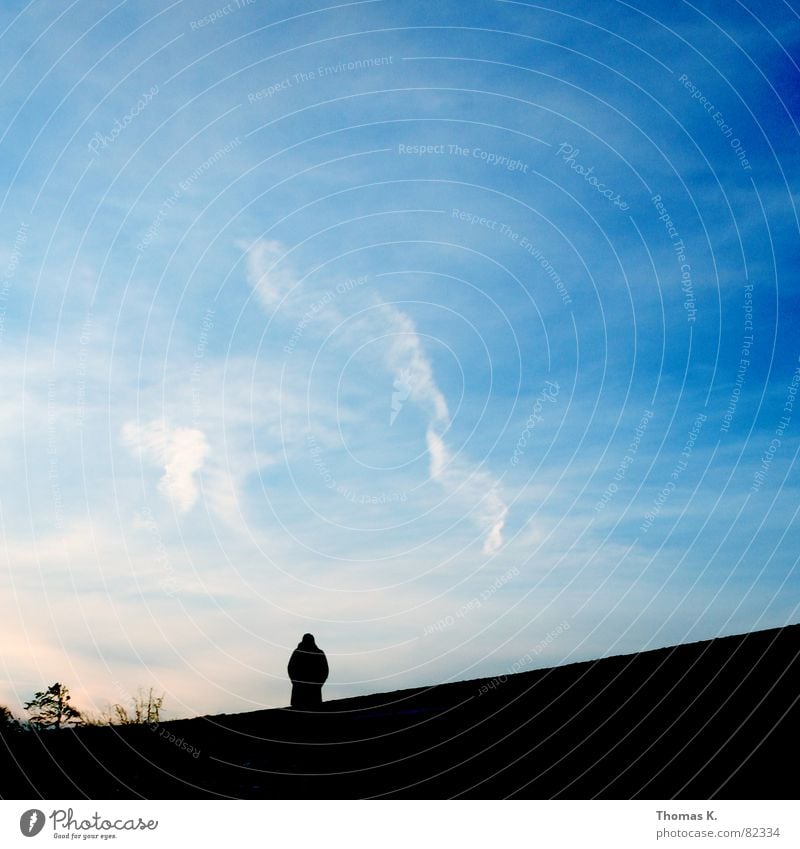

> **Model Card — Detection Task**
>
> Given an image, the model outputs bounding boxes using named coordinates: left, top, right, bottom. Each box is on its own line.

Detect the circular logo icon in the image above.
left=19, top=809, right=46, bottom=837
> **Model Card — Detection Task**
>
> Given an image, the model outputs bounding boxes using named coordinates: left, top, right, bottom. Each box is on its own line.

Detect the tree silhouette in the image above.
left=112, top=687, right=164, bottom=725
left=24, top=683, right=82, bottom=730
left=0, top=705, right=21, bottom=734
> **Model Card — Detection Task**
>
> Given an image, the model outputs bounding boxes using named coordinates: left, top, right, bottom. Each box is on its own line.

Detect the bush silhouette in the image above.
left=111, top=687, right=165, bottom=725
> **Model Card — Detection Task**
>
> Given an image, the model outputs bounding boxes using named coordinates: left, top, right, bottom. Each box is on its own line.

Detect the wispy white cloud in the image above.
left=238, top=238, right=297, bottom=307
left=236, top=239, right=509, bottom=554
left=121, top=421, right=209, bottom=513
left=382, top=305, right=508, bottom=555
left=425, top=427, right=508, bottom=555
left=385, top=309, right=450, bottom=428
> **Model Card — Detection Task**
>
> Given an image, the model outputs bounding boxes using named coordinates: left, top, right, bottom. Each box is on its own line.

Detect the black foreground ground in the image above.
left=2, top=624, right=798, bottom=799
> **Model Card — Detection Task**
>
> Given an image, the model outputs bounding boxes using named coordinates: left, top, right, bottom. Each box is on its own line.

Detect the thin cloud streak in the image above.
left=381, top=303, right=508, bottom=555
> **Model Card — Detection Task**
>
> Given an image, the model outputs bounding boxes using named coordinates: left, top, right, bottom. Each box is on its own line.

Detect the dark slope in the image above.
left=3, top=624, right=798, bottom=799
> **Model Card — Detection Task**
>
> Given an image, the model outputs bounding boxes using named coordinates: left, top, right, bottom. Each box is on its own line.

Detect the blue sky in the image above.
left=0, top=0, right=798, bottom=719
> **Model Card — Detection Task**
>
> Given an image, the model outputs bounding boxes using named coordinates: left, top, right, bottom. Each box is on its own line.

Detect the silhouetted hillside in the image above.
left=2, top=624, right=798, bottom=798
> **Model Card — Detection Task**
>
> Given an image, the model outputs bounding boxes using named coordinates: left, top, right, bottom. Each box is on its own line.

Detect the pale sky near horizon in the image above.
left=0, top=0, right=798, bottom=720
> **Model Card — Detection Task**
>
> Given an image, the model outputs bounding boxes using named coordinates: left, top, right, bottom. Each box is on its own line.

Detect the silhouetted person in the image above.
left=288, top=633, right=329, bottom=710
